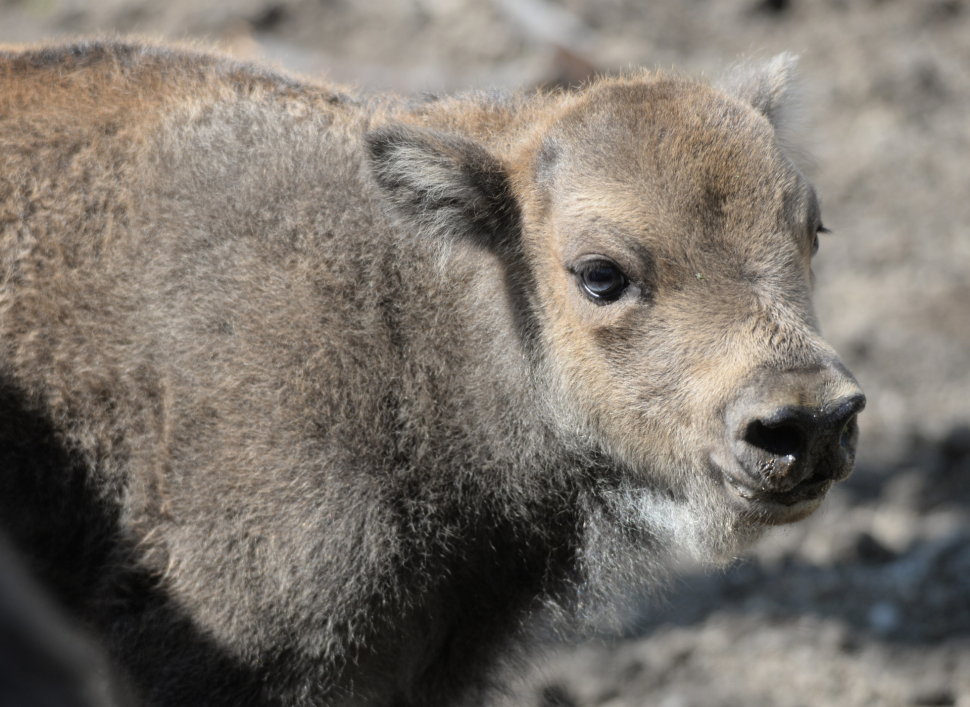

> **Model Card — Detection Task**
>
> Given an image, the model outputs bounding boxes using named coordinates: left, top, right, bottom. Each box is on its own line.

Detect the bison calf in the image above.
left=0, top=41, right=864, bottom=706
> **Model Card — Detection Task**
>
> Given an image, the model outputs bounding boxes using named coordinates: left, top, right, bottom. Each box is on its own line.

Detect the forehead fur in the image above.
left=535, top=74, right=809, bottom=267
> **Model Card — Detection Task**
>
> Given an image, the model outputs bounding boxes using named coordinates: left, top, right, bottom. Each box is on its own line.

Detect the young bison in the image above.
left=0, top=41, right=864, bottom=706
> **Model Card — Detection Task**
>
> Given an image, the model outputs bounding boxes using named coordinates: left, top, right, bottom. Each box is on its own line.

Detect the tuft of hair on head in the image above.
left=717, top=52, right=813, bottom=171
left=718, top=52, right=798, bottom=130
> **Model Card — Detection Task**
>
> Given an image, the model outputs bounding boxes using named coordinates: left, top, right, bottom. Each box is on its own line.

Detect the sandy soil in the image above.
left=2, top=0, right=969, bottom=704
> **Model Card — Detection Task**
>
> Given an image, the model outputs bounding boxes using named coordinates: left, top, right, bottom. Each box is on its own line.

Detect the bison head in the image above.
left=367, top=55, right=864, bottom=595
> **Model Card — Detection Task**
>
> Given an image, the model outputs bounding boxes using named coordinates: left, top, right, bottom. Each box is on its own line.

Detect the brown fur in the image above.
left=0, top=40, right=863, bottom=706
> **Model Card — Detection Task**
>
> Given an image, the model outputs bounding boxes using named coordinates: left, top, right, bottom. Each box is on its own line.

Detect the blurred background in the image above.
left=2, top=0, right=969, bottom=705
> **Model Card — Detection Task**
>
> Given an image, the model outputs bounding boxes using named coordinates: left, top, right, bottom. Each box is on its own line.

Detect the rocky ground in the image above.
left=2, top=0, right=969, bottom=704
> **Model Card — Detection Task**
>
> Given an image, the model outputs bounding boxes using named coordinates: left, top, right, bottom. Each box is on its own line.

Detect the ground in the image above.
left=2, top=0, right=969, bottom=704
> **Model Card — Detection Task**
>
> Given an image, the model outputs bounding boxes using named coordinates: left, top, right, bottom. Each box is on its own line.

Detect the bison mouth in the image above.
left=715, top=461, right=834, bottom=525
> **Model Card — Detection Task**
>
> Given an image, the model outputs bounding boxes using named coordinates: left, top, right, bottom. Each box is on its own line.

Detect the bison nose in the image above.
left=729, top=391, right=866, bottom=502
left=744, top=394, right=866, bottom=465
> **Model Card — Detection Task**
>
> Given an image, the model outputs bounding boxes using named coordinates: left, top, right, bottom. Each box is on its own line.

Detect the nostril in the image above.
left=829, top=393, right=866, bottom=421
left=744, top=419, right=803, bottom=458
left=840, top=414, right=859, bottom=448
left=824, top=393, right=865, bottom=449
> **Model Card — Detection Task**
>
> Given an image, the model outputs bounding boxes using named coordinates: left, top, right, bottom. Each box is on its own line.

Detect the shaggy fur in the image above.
left=0, top=40, right=863, bottom=706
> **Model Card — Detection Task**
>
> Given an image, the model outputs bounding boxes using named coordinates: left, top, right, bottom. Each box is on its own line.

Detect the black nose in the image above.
left=731, top=392, right=866, bottom=501
left=744, top=393, right=866, bottom=462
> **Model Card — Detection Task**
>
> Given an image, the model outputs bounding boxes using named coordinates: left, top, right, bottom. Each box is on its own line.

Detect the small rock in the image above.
left=854, top=531, right=897, bottom=564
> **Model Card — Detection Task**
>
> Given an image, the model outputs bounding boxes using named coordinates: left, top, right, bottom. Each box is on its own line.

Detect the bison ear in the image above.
left=718, top=53, right=799, bottom=132
left=365, top=124, right=521, bottom=257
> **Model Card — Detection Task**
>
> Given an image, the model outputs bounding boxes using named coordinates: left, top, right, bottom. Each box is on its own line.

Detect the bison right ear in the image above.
left=365, top=124, right=521, bottom=257
left=718, top=53, right=799, bottom=133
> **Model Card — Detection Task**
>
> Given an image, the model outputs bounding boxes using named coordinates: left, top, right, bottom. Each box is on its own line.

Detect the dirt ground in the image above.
left=2, top=0, right=969, bottom=705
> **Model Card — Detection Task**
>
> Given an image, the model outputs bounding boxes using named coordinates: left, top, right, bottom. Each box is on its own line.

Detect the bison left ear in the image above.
left=718, top=53, right=798, bottom=133
left=365, top=124, right=521, bottom=257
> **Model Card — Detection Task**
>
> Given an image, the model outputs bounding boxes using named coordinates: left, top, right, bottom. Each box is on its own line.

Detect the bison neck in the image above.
left=310, top=237, right=586, bottom=704
left=121, top=188, right=582, bottom=705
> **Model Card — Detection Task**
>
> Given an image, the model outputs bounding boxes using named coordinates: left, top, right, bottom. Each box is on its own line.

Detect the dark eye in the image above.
left=813, top=224, right=830, bottom=256
left=577, top=260, right=628, bottom=303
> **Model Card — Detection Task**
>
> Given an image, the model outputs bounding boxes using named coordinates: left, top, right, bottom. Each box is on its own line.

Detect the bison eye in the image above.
left=576, top=260, right=628, bottom=303
left=813, top=224, right=830, bottom=256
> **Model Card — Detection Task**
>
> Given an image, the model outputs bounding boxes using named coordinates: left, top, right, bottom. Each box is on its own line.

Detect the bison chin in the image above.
left=552, top=468, right=765, bottom=634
